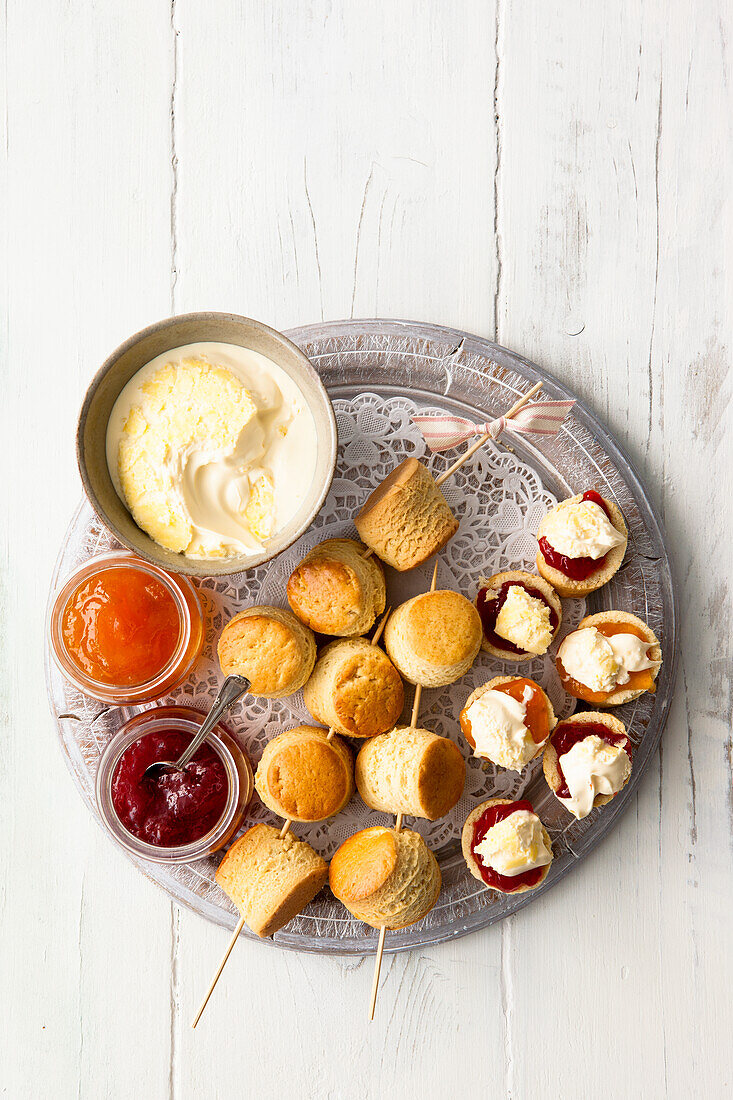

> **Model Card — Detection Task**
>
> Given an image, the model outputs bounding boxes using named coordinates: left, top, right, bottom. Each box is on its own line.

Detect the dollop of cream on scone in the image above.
left=463, top=686, right=540, bottom=771
left=558, top=627, right=659, bottom=692
left=474, top=809, right=552, bottom=877
left=494, top=585, right=552, bottom=655
left=557, top=734, right=631, bottom=819
left=541, top=499, right=625, bottom=560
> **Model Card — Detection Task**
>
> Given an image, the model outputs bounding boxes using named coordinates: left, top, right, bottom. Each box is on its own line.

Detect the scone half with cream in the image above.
left=536, top=490, right=628, bottom=598
left=476, top=571, right=562, bottom=661
left=462, top=798, right=553, bottom=894
left=459, top=676, right=556, bottom=772
left=543, top=711, right=631, bottom=819
left=557, top=611, right=661, bottom=706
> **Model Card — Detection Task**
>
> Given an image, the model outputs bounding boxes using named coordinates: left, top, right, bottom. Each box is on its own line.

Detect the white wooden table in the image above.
left=2, top=4, right=731, bottom=1097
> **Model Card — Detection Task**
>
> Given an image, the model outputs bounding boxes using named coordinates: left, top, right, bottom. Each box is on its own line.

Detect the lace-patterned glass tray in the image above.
left=45, top=320, right=677, bottom=955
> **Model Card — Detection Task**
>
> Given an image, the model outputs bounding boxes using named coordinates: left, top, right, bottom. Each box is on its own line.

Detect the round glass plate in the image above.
left=45, top=320, right=678, bottom=955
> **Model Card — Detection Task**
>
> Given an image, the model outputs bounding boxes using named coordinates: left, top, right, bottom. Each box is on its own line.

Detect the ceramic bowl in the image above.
left=76, top=312, right=337, bottom=577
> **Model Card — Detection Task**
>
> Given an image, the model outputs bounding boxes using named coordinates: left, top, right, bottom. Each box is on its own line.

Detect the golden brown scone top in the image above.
left=217, top=608, right=314, bottom=697
left=399, top=590, right=483, bottom=664
left=287, top=558, right=361, bottom=631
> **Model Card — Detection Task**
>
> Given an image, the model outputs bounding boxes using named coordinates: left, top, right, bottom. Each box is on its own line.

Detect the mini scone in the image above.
left=459, top=676, right=556, bottom=771
left=556, top=611, right=661, bottom=706
left=354, top=457, right=459, bottom=571
left=355, top=727, right=466, bottom=820
left=329, top=826, right=441, bottom=929
left=286, top=538, right=386, bottom=636
left=536, top=490, right=628, bottom=598
left=303, top=638, right=404, bottom=739
left=215, top=824, right=328, bottom=938
left=384, top=589, right=483, bottom=687
left=462, top=798, right=553, bottom=894
left=476, top=571, right=562, bottom=661
left=543, top=711, right=631, bottom=819
left=254, top=726, right=354, bottom=822
left=217, top=606, right=316, bottom=698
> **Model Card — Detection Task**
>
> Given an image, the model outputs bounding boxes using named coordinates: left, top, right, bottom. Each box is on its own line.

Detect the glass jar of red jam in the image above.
left=96, top=707, right=253, bottom=864
left=49, top=552, right=204, bottom=704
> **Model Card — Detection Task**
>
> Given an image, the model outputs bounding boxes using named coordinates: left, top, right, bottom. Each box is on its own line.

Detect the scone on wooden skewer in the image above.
left=304, top=637, right=404, bottom=739
left=355, top=726, right=465, bottom=821
left=355, top=382, right=552, bottom=572
left=354, top=458, right=459, bottom=572
left=543, top=711, right=631, bottom=820
left=217, top=606, right=316, bottom=698
left=192, top=824, right=329, bottom=1027
left=535, top=490, right=628, bottom=598
left=384, top=588, right=483, bottom=687
left=254, top=726, right=355, bottom=822
left=476, top=570, right=561, bottom=661
left=462, top=798, right=553, bottom=894
left=215, top=825, right=328, bottom=938
left=556, top=611, right=661, bottom=706
left=459, top=676, right=556, bottom=772
left=287, top=538, right=386, bottom=636
left=329, top=826, right=441, bottom=930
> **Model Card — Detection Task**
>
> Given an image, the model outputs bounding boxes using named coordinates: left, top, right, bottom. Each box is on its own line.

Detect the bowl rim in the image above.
left=76, top=311, right=338, bottom=577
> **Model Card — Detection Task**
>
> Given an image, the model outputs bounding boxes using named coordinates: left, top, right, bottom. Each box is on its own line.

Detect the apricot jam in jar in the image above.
left=49, top=552, right=204, bottom=704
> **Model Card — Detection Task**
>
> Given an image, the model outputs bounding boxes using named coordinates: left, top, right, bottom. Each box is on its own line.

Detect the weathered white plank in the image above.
left=496, top=2, right=733, bottom=1097
left=0, top=1, right=175, bottom=1096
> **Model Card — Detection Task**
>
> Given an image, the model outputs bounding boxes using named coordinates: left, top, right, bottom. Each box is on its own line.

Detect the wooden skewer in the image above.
left=369, top=927, right=388, bottom=1021
left=192, top=914, right=246, bottom=1029
left=434, top=381, right=542, bottom=487
left=193, top=605, right=396, bottom=1028
left=369, top=561, right=437, bottom=1018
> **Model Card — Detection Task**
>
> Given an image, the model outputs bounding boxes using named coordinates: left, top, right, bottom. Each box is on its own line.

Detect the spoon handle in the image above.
left=174, top=675, right=251, bottom=771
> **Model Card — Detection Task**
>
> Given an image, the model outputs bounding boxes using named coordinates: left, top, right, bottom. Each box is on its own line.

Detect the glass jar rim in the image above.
left=48, top=551, right=194, bottom=702
left=96, top=708, right=242, bottom=863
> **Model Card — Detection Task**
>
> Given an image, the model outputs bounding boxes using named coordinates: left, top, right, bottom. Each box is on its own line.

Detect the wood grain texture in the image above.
left=1, top=1, right=731, bottom=1097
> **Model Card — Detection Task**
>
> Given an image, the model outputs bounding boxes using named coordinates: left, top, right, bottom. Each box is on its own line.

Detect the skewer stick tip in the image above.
left=369, top=926, right=388, bottom=1021
left=192, top=913, right=246, bottom=1029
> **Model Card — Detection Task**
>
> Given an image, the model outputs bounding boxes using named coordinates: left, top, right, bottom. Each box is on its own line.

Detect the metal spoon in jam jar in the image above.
left=142, top=675, right=251, bottom=782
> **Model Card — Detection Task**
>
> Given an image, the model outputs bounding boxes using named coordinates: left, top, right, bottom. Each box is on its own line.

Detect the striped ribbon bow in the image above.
left=412, top=399, right=575, bottom=452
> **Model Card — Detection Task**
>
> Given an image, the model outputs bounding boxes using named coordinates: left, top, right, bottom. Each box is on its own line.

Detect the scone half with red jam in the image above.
left=556, top=611, right=661, bottom=706
left=536, top=490, right=628, bottom=598
left=459, top=676, right=556, bottom=772
left=476, top=571, right=562, bottom=661
left=462, top=798, right=553, bottom=894
left=543, top=711, right=631, bottom=819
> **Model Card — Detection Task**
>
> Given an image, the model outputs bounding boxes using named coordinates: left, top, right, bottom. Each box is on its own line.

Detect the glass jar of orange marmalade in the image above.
left=49, top=551, right=205, bottom=704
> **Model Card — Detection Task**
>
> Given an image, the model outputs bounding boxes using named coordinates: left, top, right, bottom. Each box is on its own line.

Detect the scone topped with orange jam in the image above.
left=460, top=676, right=556, bottom=771
left=536, top=490, right=627, bottom=597
left=476, top=571, right=562, bottom=661
left=556, top=611, right=661, bottom=706
left=543, top=712, right=631, bottom=819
